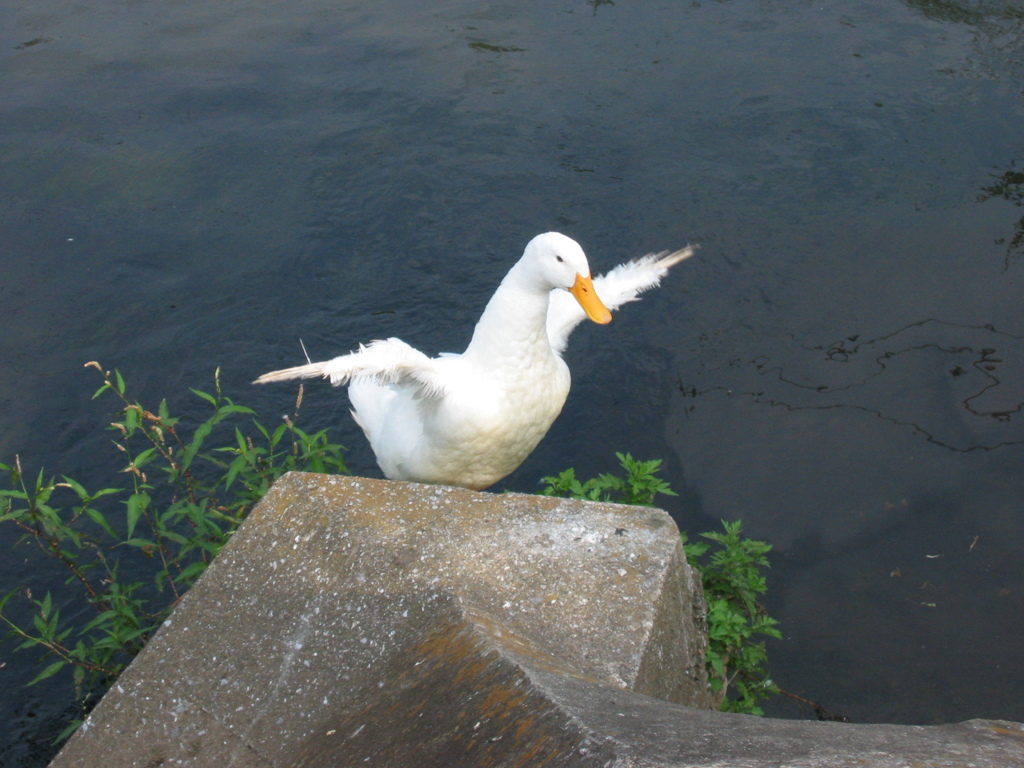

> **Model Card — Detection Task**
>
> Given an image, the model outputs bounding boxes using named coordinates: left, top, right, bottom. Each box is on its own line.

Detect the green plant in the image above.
left=0, top=363, right=348, bottom=739
left=539, top=452, right=677, bottom=506
left=683, top=521, right=781, bottom=715
left=541, top=455, right=780, bottom=715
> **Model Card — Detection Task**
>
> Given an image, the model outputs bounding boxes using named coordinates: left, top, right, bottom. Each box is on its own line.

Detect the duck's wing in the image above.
left=253, top=337, right=449, bottom=398
left=546, top=246, right=696, bottom=355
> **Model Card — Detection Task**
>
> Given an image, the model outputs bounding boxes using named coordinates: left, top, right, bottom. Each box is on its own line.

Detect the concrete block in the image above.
left=48, top=473, right=1024, bottom=767
left=49, top=473, right=713, bottom=766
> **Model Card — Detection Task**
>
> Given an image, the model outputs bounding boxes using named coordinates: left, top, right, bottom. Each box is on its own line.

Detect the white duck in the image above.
left=255, top=232, right=693, bottom=490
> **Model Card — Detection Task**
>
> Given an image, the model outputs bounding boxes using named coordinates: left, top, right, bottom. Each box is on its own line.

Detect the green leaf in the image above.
left=118, top=625, right=153, bottom=644
left=84, top=507, right=119, bottom=540
left=190, top=388, right=217, bottom=406
left=0, top=589, right=18, bottom=613
left=182, top=421, right=214, bottom=471
left=270, top=422, right=288, bottom=448
left=224, top=453, right=250, bottom=492
left=126, top=493, right=150, bottom=539
left=132, top=446, right=158, bottom=469
left=174, top=561, right=209, bottom=585
left=59, top=476, right=90, bottom=500
left=159, top=530, right=190, bottom=546
left=55, top=720, right=82, bottom=749
left=81, top=610, right=120, bottom=634
left=122, top=537, right=159, bottom=549
left=234, top=427, right=250, bottom=455
left=216, top=404, right=256, bottom=418
left=28, top=660, right=66, bottom=686
left=123, top=405, right=139, bottom=433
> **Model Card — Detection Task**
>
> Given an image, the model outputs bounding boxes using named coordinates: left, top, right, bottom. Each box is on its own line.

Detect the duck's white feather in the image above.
left=254, top=233, right=692, bottom=490
left=253, top=338, right=450, bottom=399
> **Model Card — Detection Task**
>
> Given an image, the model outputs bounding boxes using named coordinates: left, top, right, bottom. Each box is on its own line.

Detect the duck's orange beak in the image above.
left=569, top=273, right=612, bottom=324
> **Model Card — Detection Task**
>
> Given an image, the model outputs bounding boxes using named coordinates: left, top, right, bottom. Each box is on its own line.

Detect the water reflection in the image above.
left=979, top=160, right=1024, bottom=267
left=689, top=318, right=1024, bottom=452
left=906, top=0, right=1024, bottom=26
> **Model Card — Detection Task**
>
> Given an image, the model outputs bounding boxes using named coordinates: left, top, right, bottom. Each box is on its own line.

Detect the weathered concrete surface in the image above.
left=288, top=600, right=1024, bottom=768
left=527, top=667, right=1024, bottom=767
left=49, top=473, right=1024, bottom=767
left=49, top=473, right=713, bottom=767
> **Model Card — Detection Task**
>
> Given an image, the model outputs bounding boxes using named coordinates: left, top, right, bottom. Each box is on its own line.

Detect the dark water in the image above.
left=3, top=0, right=1024, bottom=762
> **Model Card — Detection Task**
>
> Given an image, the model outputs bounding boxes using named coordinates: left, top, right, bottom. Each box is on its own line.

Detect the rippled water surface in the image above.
left=3, top=0, right=1024, bottom=763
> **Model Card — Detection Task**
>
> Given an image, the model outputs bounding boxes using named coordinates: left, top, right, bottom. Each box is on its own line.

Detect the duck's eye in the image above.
left=555, top=255, right=564, bottom=263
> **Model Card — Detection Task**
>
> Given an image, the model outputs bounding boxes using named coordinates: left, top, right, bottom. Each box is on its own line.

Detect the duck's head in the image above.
left=524, top=232, right=612, bottom=324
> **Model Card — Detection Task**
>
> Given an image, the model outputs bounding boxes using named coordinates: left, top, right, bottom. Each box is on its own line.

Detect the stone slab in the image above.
left=48, top=473, right=1024, bottom=767
left=49, top=473, right=714, bottom=766
left=528, top=664, right=1024, bottom=767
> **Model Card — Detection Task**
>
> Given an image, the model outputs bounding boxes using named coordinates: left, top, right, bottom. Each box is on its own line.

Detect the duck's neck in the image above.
left=462, top=264, right=553, bottom=366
